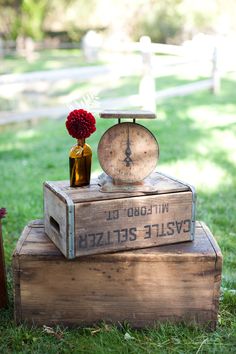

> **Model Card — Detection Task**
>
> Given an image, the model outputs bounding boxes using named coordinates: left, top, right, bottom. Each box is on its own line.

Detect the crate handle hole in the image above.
left=50, top=216, right=60, bottom=234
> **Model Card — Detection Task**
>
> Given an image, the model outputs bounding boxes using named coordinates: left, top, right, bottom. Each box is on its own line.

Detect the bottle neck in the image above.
left=77, top=138, right=85, bottom=147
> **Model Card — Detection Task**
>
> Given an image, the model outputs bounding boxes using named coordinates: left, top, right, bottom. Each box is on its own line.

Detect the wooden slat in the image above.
left=73, top=191, right=194, bottom=257
left=18, top=258, right=215, bottom=327
left=198, top=221, right=223, bottom=329
left=44, top=186, right=68, bottom=257
left=44, top=172, right=190, bottom=204
left=19, top=220, right=213, bottom=261
left=99, top=110, right=156, bottom=119
left=155, top=79, right=212, bottom=100
left=12, top=223, right=33, bottom=323
left=200, top=222, right=222, bottom=260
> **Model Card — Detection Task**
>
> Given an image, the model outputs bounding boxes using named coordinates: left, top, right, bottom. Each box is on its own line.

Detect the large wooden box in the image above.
left=13, top=220, right=222, bottom=329
left=44, top=172, right=196, bottom=258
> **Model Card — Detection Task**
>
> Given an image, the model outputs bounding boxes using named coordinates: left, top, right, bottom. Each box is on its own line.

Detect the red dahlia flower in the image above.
left=65, top=109, right=96, bottom=139
left=0, top=208, right=7, bottom=219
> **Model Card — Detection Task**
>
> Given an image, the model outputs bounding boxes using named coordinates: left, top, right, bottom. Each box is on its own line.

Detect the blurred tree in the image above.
left=128, top=0, right=183, bottom=43
left=12, top=0, right=49, bottom=40
left=0, top=0, right=22, bottom=39
left=131, top=0, right=236, bottom=43
left=0, top=0, right=49, bottom=40
left=44, top=0, right=98, bottom=42
left=0, top=0, right=97, bottom=41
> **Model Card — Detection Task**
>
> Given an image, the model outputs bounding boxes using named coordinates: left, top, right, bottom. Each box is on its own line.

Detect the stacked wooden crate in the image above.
left=13, top=172, right=222, bottom=329
left=43, top=172, right=196, bottom=258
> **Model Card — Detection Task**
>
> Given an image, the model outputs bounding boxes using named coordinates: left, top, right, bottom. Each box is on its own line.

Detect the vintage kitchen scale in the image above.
left=97, top=110, right=160, bottom=192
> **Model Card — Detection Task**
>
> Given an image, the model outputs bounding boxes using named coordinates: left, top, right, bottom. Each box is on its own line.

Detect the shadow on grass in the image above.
left=0, top=50, right=102, bottom=75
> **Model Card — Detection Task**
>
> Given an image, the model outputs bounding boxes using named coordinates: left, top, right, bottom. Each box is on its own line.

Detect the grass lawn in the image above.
left=0, top=72, right=236, bottom=352
left=0, top=49, right=103, bottom=75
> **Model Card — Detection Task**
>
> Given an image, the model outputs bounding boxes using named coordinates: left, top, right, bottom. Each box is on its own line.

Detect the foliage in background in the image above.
left=128, top=0, right=183, bottom=43
left=16, top=0, right=49, bottom=40
left=0, top=0, right=236, bottom=43
left=127, top=0, right=236, bottom=42
left=0, top=0, right=49, bottom=40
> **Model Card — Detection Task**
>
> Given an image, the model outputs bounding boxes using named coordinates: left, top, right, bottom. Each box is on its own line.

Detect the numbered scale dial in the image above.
left=98, top=122, right=159, bottom=184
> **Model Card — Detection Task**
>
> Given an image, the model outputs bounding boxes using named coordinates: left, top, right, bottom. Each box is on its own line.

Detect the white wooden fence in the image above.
left=145, top=36, right=220, bottom=109
left=0, top=36, right=221, bottom=124
left=100, top=36, right=220, bottom=110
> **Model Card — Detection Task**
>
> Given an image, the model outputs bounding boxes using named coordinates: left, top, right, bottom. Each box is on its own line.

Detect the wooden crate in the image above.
left=44, top=172, right=196, bottom=258
left=13, top=219, right=222, bottom=329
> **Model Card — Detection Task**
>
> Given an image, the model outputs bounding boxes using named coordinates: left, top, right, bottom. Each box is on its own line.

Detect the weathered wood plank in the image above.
left=12, top=223, right=32, bottom=323
left=99, top=110, right=156, bottom=119
left=199, top=221, right=223, bottom=329
left=44, top=186, right=68, bottom=257
left=74, top=191, right=193, bottom=257
left=16, top=220, right=215, bottom=261
left=45, top=172, right=190, bottom=203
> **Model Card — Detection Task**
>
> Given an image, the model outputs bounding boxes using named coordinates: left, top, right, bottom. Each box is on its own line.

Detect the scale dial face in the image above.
left=98, top=122, right=159, bottom=183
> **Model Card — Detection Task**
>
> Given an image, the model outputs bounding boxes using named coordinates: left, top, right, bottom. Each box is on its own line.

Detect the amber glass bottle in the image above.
left=69, top=138, right=92, bottom=187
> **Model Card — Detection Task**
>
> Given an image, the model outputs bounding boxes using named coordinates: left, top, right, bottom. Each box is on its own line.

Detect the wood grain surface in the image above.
left=13, top=220, right=222, bottom=329
left=99, top=110, right=156, bottom=119
left=73, top=190, right=193, bottom=257
left=45, top=172, right=190, bottom=203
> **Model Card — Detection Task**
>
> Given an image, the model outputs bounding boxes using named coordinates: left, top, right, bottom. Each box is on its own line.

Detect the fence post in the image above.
left=82, top=30, right=101, bottom=63
left=139, top=36, right=156, bottom=112
left=212, top=46, right=220, bottom=94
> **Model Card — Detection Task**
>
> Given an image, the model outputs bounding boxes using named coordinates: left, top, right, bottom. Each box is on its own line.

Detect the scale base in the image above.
left=98, top=173, right=158, bottom=193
